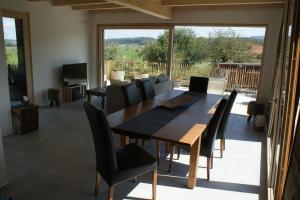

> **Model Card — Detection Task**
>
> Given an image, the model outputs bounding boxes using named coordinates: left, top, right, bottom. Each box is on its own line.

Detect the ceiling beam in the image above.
left=161, top=0, right=284, bottom=6
left=105, top=0, right=173, bottom=19
left=52, top=0, right=107, bottom=6
left=72, top=3, right=125, bottom=10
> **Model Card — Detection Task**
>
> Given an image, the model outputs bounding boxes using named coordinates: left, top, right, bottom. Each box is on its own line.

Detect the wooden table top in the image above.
left=107, top=90, right=221, bottom=146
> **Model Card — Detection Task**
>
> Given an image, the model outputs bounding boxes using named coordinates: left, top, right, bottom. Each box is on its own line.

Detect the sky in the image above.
left=2, top=17, right=17, bottom=40
left=104, top=26, right=266, bottom=39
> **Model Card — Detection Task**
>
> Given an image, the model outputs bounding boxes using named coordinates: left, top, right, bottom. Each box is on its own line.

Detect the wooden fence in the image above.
left=225, top=68, right=260, bottom=92
left=104, top=60, right=261, bottom=93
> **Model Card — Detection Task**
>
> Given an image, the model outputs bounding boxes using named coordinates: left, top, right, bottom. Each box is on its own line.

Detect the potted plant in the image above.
left=139, top=68, right=149, bottom=79
left=110, top=62, right=125, bottom=81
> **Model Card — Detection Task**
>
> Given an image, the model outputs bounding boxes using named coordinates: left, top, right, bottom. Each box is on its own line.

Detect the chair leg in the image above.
left=177, top=147, right=181, bottom=160
left=210, top=155, right=213, bottom=169
left=94, top=172, right=101, bottom=195
left=165, top=142, right=170, bottom=154
left=156, top=140, right=160, bottom=165
left=223, top=138, right=225, bottom=151
left=168, top=144, right=175, bottom=173
left=152, top=169, right=157, bottom=200
left=108, top=186, right=114, bottom=200
left=207, top=157, right=211, bottom=180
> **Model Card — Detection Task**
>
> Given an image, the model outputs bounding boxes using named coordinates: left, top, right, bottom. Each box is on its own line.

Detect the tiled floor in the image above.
left=0, top=99, right=267, bottom=200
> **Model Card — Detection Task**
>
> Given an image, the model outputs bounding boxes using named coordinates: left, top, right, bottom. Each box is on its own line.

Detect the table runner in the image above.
left=113, top=92, right=203, bottom=138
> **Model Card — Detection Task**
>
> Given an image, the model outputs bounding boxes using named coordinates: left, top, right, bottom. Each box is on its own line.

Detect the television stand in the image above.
left=63, top=83, right=87, bottom=102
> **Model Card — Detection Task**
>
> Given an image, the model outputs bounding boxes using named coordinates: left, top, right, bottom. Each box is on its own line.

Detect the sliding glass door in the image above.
left=98, top=26, right=172, bottom=86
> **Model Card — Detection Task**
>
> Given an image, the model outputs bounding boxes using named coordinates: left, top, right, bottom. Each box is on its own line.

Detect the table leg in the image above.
left=120, top=135, right=129, bottom=146
left=187, top=136, right=201, bottom=189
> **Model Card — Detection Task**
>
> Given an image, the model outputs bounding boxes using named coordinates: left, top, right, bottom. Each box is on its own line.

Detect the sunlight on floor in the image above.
left=124, top=138, right=262, bottom=200
left=126, top=182, right=259, bottom=200
left=229, top=93, right=256, bottom=116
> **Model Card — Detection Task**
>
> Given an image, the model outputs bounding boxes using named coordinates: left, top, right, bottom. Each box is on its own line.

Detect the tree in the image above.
left=104, top=43, right=119, bottom=60
left=208, top=29, right=251, bottom=65
left=139, top=28, right=209, bottom=65
left=139, top=42, right=168, bottom=62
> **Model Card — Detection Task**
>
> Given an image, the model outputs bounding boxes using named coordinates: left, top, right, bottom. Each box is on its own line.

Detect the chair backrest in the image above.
left=189, top=76, right=209, bottom=93
left=121, top=82, right=140, bottom=107
left=217, top=90, right=238, bottom=139
left=139, top=79, right=155, bottom=101
left=83, top=102, right=118, bottom=183
left=203, top=98, right=227, bottom=156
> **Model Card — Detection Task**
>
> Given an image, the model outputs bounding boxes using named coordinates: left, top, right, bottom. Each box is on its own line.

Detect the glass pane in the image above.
left=2, top=17, right=27, bottom=106
left=172, top=26, right=266, bottom=115
left=103, top=29, right=169, bottom=85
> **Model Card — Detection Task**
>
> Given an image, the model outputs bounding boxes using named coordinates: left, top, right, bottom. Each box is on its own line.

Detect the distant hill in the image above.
left=5, top=39, right=17, bottom=47
left=244, top=36, right=265, bottom=44
left=105, top=36, right=264, bottom=46
left=105, top=37, right=156, bottom=45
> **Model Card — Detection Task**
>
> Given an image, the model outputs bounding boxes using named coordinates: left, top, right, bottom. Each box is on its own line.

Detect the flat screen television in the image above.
left=62, top=63, right=87, bottom=81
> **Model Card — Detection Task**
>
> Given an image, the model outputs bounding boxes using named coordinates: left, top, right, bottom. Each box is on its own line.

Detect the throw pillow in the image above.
left=156, top=74, right=169, bottom=83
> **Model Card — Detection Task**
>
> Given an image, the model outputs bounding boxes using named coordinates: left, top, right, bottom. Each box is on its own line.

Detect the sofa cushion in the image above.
left=156, top=74, right=169, bottom=83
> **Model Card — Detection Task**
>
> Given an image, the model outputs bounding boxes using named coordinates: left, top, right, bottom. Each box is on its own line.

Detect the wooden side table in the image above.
left=11, top=104, right=39, bottom=134
left=86, top=87, right=107, bottom=109
left=48, top=88, right=60, bottom=107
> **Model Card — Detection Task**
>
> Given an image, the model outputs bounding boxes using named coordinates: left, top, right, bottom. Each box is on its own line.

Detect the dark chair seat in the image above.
left=113, top=144, right=156, bottom=184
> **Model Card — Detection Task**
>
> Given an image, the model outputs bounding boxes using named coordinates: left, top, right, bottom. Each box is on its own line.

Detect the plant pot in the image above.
left=140, top=73, right=149, bottom=79
left=111, top=70, right=125, bottom=81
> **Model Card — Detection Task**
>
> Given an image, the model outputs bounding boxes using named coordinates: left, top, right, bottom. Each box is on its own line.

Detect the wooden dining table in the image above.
left=107, top=90, right=221, bottom=189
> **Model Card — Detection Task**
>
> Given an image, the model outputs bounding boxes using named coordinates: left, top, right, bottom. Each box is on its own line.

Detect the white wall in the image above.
left=90, top=7, right=283, bottom=103
left=2, top=0, right=90, bottom=105
left=0, top=6, right=8, bottom=187
left=1, top=0, right=90, bottom=135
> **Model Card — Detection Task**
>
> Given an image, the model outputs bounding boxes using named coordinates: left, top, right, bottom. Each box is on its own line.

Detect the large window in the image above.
left=101, top=28, right=171, bottom=86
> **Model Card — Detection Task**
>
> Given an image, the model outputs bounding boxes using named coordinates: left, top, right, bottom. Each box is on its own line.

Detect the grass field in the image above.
left=117, top=44, right=141, bottom=60
left=5, top=46, right=18, bottom=65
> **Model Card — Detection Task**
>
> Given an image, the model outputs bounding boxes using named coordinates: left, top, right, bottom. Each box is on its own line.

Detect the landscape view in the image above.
left=103, top=26, right=265, bottom=87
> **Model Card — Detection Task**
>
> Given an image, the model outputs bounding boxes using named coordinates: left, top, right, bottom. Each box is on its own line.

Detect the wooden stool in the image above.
left=247, top=101, right=265, bottom=122
left=48, top=88, right=60, bottom=107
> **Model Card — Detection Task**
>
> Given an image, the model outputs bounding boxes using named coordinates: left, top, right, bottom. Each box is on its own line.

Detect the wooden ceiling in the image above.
left=28, top=0, right=285, bottom=19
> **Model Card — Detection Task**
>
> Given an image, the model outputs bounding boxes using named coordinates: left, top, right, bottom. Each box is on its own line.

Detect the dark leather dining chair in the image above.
left=121, top=82, right=146, bottom=144
left=83, top=102, right=157, bottom=200
left=168, top=99, right=228, bottom=180
left=189, top=76, right=209, bottom=93
left=216, top=90, right=238, bottom=158
left=139, top=79, right=155, bottom=101
left=121, top=82, right=140, bottom=107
